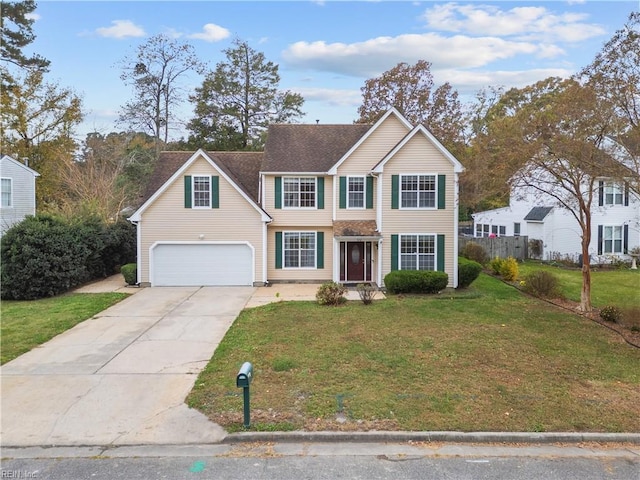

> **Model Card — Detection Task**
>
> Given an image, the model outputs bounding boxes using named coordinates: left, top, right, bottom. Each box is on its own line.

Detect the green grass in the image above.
left=518, top=261, right=640, bottom=308
left=187, top=273, right=640, bottom=433
left=1, top=293, right=129, bottom=364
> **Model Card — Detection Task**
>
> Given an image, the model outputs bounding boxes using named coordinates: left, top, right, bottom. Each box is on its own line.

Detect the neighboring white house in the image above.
left=472, top=175, right=640, bottom=263
left=0, top=155, right=40, bottom=236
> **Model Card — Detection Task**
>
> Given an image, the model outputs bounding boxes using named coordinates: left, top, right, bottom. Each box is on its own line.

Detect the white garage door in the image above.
left=152, top=243, right=253, bottom=286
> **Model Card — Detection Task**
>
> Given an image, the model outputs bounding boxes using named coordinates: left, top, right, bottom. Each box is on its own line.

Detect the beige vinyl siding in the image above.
left=264, top=175, right=334, bottom=227
left=139, top=157, right=265, bottom=284
left=335, top=114, right=410, bottom=221
left=380, top=134, right=457, bottom=286
left=267, top=226, right=333, bottom=282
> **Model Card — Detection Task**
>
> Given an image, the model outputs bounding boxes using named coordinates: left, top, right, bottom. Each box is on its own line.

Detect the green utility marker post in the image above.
left=236, top=362, right=253, bottom=428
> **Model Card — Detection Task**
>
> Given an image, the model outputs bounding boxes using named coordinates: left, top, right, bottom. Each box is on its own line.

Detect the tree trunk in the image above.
left=579, top=220, right=592, bottom=313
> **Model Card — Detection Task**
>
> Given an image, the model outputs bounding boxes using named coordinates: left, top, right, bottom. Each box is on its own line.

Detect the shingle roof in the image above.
left=141, top=151, right=263, bottom=205
left=262, top=124, right=371, bottom=172
left=333, top=220, right=380, bottom=237
left=524, top=206, right=553, bottom=221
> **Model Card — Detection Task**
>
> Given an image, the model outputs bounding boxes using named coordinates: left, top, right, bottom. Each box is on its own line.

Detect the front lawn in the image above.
left=1, top=293, right=129, bottom=364
left=187, top=273, right=640, bottom=433
left=518, top=261, right=640, bottom=309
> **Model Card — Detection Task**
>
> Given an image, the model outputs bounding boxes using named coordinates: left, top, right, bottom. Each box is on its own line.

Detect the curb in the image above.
left=222, top=431, right=640, bottom=445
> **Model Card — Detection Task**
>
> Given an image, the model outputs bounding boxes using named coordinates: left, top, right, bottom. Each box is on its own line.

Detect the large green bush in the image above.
left=1, top=215, right=136, bottom=300
left=384, top=270, right=449, bottom=294
left=457, top=257, right=483, bottom=288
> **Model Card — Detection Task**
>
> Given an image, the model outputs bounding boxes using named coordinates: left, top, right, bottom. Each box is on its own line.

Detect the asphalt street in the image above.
left=2, top=442, right=639, bottom=480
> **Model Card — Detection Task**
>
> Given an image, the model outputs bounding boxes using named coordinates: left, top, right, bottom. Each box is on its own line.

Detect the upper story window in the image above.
left=1, top=178, right=12, bottom=208
left=604, top=183, right=623, bottom=206
left=348, top=176, right=365, bottom=209
left=193, top=176, right=211, bottom=208
left=401, top=174, right=435, bottom=209
left=284, top=177, right=316, bottom=208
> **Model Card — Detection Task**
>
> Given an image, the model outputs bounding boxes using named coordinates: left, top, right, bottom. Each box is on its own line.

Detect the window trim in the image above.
left=398, top=233, right=437, bottom=271
left=192, top=175, right=211, bottom=209
left=399, top=173, right=437, bottom=210
left=347, top=175, right=366, bottom=209
left=602, top=225, right=623, bottom=254
left=282, top=176, right=317, bottom=209
left=282, top=231, right=317, bottom=269
left=1, top=177, right=12, bottom=208
left=603, top=182, right=623, bottom=206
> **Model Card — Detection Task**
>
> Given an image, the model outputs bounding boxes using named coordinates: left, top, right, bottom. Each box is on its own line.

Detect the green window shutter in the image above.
left=275, top=232, right=283, bottom=269
left=317, top=177, right=324, bottom=209
left=437, top=234, right=445, bottom=271
left=211, top=176, right=219, bottom=208
left=184, top=176, right=192, bottom=208
left=339, top=176, right=346, bottom=209
left=316, top=231, right=324, bottom=269
left=391, top=234, right=399, bottom=271
left=275, top=177, right=282, bottom=209
left=366, top=176, right=374, bottom=209
left=437, top=175, right=446, bottom=210
left=391, top=175, right=399, bottom=209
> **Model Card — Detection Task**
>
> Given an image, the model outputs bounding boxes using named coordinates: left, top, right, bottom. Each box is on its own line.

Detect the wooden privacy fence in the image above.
left=459, top=236, right=529, bottom=261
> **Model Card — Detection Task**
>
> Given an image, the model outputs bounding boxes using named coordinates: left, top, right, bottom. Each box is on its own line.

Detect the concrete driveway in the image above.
left=0, top=286, right=255, bottom=447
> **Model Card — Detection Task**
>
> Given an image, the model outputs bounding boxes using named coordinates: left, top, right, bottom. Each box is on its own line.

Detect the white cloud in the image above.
left=95, top=20, right=145, bottom=39
left=282, top=32, right=550, bottom=78
left=25, top=13, right=41, bottom=21
left=188, top=23, right=230, bottom=42
left=293, top=87, right=361, bottom=107
left=421, top=3, right=605, bottom=43
left=436, top=68, right=574, bottom=97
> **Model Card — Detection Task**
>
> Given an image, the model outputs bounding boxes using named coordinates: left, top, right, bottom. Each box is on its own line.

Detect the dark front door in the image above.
left=346, top=242, right=365, bottom=281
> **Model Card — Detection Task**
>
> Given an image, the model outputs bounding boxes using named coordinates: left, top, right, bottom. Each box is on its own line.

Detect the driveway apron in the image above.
left=0, top=286, right=255, bottom=446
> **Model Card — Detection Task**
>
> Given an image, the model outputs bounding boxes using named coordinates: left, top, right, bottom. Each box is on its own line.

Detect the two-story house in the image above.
left=0, top=155, right=40, bottom=236
left=129, top=108, right=464, bottom=287
left=472, top=173, right=640, bottom=262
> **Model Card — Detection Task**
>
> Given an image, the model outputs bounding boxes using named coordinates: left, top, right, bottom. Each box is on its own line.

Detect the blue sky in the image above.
left=31, top=1, right=638, bottom=141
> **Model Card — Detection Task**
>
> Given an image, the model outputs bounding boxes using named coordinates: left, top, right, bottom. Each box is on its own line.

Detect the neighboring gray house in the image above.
left=1, top=155, right=40, bottom=236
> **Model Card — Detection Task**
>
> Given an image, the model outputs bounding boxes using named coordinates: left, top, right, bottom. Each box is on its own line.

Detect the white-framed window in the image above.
left=400, top=234, right=435, bottom=271
left=1, top=178, right=12, bottom=208
left=604, top=183, right=623, bottom=206
left=193, top=176, right=211, bottom=208
left=491, top=225, right=506, bottom=236
left=347, top=176, right=365, bottom=209
left=603, top=225, right=623, bottom=254
left=400, top=174, right=436, bottom=209
left=514, top=223, right=521, bottom=236
left=284, top=231, right=316, bottom=268
left=284, top=177, right=316, bottom=208
left=475, top=224, right=491, bottom=237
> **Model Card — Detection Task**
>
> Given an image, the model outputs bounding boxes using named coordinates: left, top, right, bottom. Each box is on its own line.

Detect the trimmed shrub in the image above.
left=600, top=305, right=622, bottom=323
left=384, top=270, right=449, bottom=294
left=460, top=241, right=488, bottom=265
left=499, top=256, right=519, bottom=281
left=457, top=257, right=483, bottom=288
left=316, top=281, right=347, bottom=306
left=121, top=263, right=138, bottom=285
left=521, top=270, right=562, bottom=298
